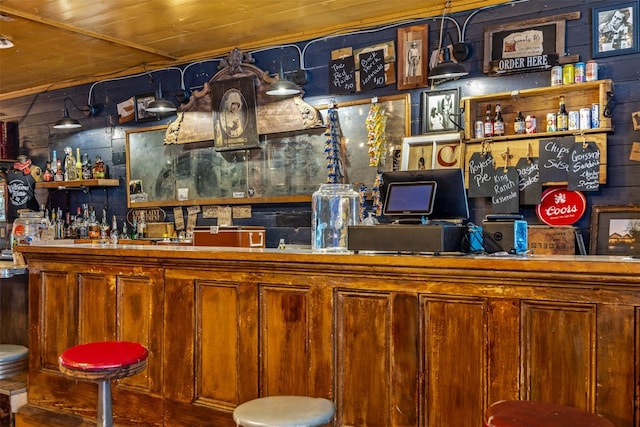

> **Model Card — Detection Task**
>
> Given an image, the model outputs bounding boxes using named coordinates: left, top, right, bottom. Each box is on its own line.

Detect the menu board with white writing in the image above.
left=538, top=136, right=574, bottom=183
left=516, top=157, right=542, bottom=205
left=467, top=151, right=495, bottom=198
left=492, top=166, right=520, bottom=213
left=568, top=141, right=600, bottom=191
left=358, top=49, right=386, bottom=91
left=329, top=56, right=356, bottom=95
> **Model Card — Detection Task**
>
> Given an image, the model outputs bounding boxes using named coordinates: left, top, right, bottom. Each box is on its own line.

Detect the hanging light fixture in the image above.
left=53, top=97, right=95, bottom=129
left=428, top=2, right=469, bottom=81
left=266, top=57, right=302, bottom=96
left=146, top=81, right=177, bottom=113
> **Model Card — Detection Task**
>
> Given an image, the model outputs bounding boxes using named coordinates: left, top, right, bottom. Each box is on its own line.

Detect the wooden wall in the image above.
left=0, top=0, right=638, bottom=249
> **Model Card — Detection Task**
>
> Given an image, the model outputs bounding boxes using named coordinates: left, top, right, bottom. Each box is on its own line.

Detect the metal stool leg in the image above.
left=96, top=380, right=113, bottom=427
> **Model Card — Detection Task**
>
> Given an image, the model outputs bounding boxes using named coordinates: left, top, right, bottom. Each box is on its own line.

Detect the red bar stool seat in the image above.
left=59, top=341, right=148, bottom=427
left=233, top=395, right=335, bottom=427
left=484, top=400, right=615, bottom=427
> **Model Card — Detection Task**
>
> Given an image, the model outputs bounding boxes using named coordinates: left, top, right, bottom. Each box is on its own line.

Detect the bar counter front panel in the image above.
left=15, top=244, right=640, bottom=427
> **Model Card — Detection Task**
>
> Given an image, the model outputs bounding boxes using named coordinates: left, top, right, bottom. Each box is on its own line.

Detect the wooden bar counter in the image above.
left=14, top=243, right=640, bottom=426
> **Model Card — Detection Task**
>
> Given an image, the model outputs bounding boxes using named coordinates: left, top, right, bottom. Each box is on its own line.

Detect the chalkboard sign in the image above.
left=467, top=151, right=495, bottom=198
left=538, top=136, right=573, bottom=183
left=359, top=49, right=386, bottom=91
left=568, top=141, right=600, bottom=191
left=516, top=157, right=542, bottom=205
left=329, top=56, right=356, bottom=95
left=492, top=166, right=520, bottom=213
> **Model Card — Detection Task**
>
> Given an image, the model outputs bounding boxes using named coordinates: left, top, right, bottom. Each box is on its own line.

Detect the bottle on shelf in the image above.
left=75, top=148, right=83, bottom=180
left=110, top=215, right=119, bottom=244
left=63, top=146, right=77, bottom=181
left=484, top=105, right=494, bottom=137
left=137, top=212, right=146, bottom=239
left=93, top=155, right=106, bottom=179
left=514, top=111, right=525, bottom=134
left=493, top=103, right=504, bottom=136
left=82, top=153, right=92, bottom=180
left=43, top=161, right=53, bottom=182
left=557, top=95, right=569, bottom=131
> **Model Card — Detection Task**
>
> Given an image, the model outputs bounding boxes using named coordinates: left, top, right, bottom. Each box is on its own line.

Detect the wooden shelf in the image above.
left=461, top=79, right=614, bottom=140
left=36, top=179, right=119, bottom=189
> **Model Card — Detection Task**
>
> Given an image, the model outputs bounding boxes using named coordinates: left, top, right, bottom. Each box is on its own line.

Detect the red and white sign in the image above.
left=536, top=187, right=586, bottom=226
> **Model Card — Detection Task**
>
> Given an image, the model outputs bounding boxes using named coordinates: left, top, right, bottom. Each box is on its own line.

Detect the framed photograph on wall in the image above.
left=211, top=75, right=259, bottom=151
left=421, top=88, right=460, bottom=134
left=134, top=93, right=158, bottom=123
left=590, top=205, right=640, bottom=255
left=592, top=1, right=639, bottom=58
left=397, top=24, right=428, bottom=90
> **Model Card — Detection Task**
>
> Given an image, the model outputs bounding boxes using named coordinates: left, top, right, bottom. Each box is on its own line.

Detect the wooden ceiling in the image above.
left=0, top=0, right=512, bottom=101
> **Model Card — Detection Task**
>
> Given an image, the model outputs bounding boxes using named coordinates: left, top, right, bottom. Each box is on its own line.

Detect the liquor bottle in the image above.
left=63, top=146, right=77, bottom=181
left=75, top=148, right=83, bottom=180
left=110, top=215, right=119, bottom=244
left=93, top=155, right=106, bottom=179
left=82, top=153, right=92, bottom=180
left=100, top=208, right=110, bottom=240
left=557, top=95, right=568, bottom=131
left=54, top=159, right=64, bottom=182
left=484, top=105, right=494, bottom=137
left=43, top=161, right=53, bottom=182
left=137, top=212, right=146, bottom=238
left=493, top=103, right=505, bottom=136
left=514, top=111, right=525, bottom=134
left=121, top=221, right=129, bottom=240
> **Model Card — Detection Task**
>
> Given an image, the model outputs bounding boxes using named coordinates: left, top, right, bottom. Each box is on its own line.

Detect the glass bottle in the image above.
left=311, top=183, right=360, bottom=252
left=75, top=148, right=83, bottom=180
left=493, top=103, right=504, bottom=136
left=110, top=215, right=119, bottom=244
left=93, top=155, right=106, bottom=179
left=557, top=96, right=568, bottom=131
left=42, top=161, right=53, bottom=182
left=514, top=111, right=525, bottom=134
left=484, top=105, right=494, bottom=137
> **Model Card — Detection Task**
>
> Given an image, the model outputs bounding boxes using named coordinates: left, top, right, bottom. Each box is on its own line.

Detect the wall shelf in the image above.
left=36, top=179, right=119, bottom=190
left=461, top=79, right=614, bottom=141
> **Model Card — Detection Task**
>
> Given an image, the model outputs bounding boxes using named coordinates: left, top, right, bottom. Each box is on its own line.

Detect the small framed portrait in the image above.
left=590, top=205, right=640, bottom=255
left=592, top=1, right=639, bottom=58
left=397, top=24, right=428, bottom=90
left=211, top=76, right=259, bottom=151
left=134, top=93, right=158, bottom=123
left=420, top=88, right=461, bottom=134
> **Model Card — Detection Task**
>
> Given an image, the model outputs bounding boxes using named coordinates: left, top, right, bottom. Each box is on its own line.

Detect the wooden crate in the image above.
left=528, top=225, right=576, bottom=255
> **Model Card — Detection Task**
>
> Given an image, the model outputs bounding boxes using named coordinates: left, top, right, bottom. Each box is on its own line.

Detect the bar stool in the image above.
left=58, top=341, right=148, bottom=427
left=0, top=344, right=28, bottom=379
left=484, top=400, right=615, bottom=427
left=233, top=395, right=335, bottom=427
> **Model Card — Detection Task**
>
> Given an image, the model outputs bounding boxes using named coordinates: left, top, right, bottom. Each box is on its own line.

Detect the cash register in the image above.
left=348, top=168, right=469, bottom=254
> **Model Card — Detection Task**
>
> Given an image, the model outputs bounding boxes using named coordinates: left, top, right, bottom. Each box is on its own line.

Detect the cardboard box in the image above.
left=146, top=222, right=175, bottom=239
left=527, top=225, right=576, bottom=255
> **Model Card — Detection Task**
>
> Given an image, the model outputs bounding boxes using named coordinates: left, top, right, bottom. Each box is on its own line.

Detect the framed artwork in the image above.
left=482, top=12, right=580, bottom=74
left=592, top=1, right=639, bottom=58
left=400, top=132, right=464, bottom=171
left=211, top=75, right=259, bottom=151
left=421, top=88, right=460, bottom=134
left=134, top=93, right=158, bottom=123
left=590, top=205, right=640, bottom=255
left=397, top=24, right=428, bottom=90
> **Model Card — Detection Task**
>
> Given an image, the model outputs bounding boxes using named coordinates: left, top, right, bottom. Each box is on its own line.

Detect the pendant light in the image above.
left=147, top=81, right=177, bottom=113
left=428, top=2, right=469, bottom=81
left=53, top=97, right=95, bottom=129
left=266, top=57, right=301, bottom=96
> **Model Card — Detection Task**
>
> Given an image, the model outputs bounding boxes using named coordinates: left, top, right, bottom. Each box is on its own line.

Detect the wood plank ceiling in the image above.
left=0, top=0, right=512, bottom=101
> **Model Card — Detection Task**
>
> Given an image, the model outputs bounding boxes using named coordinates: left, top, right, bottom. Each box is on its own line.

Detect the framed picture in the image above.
left=482, top=13, right=580, bottom=74
left=421, top=88, right=460, bottom=134
left=134, top=93, right=158, bottom=123
left=592, top=1, right=639, bottom=58
left=400, top=132, right=463, bottom=171
left=397, top=24, right=428, bottom=90
left=590, top=205, right=640, bottom=255
left=211, top=75, right=260, bottom=151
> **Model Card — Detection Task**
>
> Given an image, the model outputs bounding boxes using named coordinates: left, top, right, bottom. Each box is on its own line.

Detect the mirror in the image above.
left=125, top=94, right=410, bottom=207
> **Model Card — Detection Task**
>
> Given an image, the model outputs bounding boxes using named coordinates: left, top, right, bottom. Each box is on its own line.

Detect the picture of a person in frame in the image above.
left=598, top=7, right=634, bottom=51
left=407, top=41, right=421, bottom=77
left=220, top=89, right=246, bottom=137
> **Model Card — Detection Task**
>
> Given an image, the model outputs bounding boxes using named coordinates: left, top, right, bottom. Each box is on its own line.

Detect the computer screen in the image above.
left=380, top=168, right=469, bottom=221
left=382, top=181, right=436, bottom=217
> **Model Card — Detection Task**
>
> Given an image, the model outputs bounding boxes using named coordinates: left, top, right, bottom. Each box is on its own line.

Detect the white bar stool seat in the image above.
left=233, top=395, right=335, bottom=427
left=0, top=344, right=28, bottom=379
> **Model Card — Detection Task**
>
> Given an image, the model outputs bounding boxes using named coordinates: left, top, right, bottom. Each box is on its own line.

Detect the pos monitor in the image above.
left=380, top=168, right=469, bottom=222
